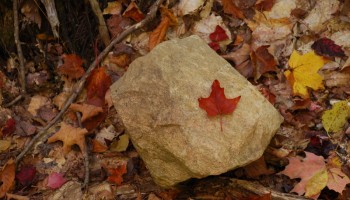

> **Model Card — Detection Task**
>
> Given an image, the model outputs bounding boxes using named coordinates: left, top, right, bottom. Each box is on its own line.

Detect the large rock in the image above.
left=110, top=35, right=283, bottom=187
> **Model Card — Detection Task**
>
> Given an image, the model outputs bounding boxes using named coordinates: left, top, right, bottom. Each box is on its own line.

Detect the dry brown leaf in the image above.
left=47, top=122, right=89, bottom=154
left=221, top=0, right=245, bottom=19
left=0, top=159, right=15, bottom=198
left=92, top=139, right=108, bottom=153
left=103, top=1, right=122, bottom=15
left=57, top=54, right=85, bottom=80
left=243, top=156, right=275, bottom=177
left=222, top=43, right=251, bottom=66
left=86, top=67, right=112, bottom=107
left=69, top=103, right=103, bottom=122
left=122, top=2, right=145, bottom=22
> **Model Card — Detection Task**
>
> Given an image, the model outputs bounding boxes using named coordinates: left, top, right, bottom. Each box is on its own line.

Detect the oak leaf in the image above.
left=198, top=80, right=241, bottom=131
left=221, top=0, right=245, bottom=19
left=16, top=165, right=36, bottom=186
left=107, top=164, right=127, bottom=185
left=122, top=2, right=145, bottom=22
left=284, top=50, right=329, bottom=98
left=58, top=54, right=85, bottom=80
left=69, top=103, right=103, bottom=122
left=47, top=123, right=89, bottom=154
left=279, top=152, right=326, bottom=196
left=86, top=67, right=112, bottom=107
left=0, top=159, right=15, bottom=198
left=311, top=38, right=345, bottom=57
left=322, top=101, right=350, bottom=133
left=149, top=7, right=178, bottom=50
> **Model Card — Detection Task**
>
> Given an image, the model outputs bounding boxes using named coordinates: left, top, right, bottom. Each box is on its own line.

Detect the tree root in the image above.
left=15, top=0, right=165, bottom=164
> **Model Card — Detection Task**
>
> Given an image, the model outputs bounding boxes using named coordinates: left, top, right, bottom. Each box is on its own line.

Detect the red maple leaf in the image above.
left=198, top=80, right=241, bottom=131
left=311, top=38, right=345, bottom=57
left=1, top=118, right=16, bottom=137
left=58, top=54, right=85, bottom=80
left=85, top=67, right=112, bottom=107
left=107, top=164, right=127, bottom=185
left=209, top=25, right=229, bottom=42
left=16, top=165, right=36, bottom=186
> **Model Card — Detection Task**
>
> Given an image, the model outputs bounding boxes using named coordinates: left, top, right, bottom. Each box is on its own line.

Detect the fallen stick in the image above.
left=15, top=0, right=165, bottom=164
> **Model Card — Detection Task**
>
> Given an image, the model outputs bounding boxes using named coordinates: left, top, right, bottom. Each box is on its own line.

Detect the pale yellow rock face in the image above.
left=111, top=35, right=283, bottom=187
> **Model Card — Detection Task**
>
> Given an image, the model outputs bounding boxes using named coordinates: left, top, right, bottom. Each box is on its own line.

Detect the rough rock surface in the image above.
left=110, top=35, right=283, bottom=187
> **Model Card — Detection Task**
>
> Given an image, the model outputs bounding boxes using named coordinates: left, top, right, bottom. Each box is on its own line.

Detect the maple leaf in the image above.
left=251, top=46, right=277, bottom=80
left=209, top=25, right=229, bottom=42
left=198, top=80, right=241, bottom=131
left=122, top=2, right=145, bottom=22
left=221, top=0, right=245, bottom=19
left=311, top=38, right=345, bottom=57
left=16, top=165, right=36, bottom=186
left=322, top=101, right=350, bottom=133
left=284, top=50, right=329, bottom=99
left=69, top=103, right=103, bottom=122
left=149, top=7, right=178, bottom=50
left=47, top=122, right=89, bottom=154
left=279, top=152, right=326, bottom=196
left=107, top=163, right=127, bottom=185
left=47, top=172, right=66, bottom=189
left=57, top=54, right=85, bottom=80
left=0, top=159, right=15, bottom=198
left=327, top=168, right=350, bottom=194
left=85, top=67, right=112, bottom=107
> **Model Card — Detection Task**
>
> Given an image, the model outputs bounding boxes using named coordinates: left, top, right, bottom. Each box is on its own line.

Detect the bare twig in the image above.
left=13, top=0, right=26, bottom=93
left=4, top=94, right=23, bottom=108
left=15, top=0, right=165, bottom=164
left=89, top=0, right=110, bottom=47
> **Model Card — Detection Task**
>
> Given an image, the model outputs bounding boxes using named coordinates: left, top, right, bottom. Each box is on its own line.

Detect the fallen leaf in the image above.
left=0, top=140, right=11, bottom=152
left=251, top=45, right=277, bottom=80
left=110, top=134, right=129, bottom=152
left=243, top=156, right=275, bottom=177
left=1, top=118, right=16, bottom=137
left=107, top=163, right=127, bottom=185
left=322, top=101, right=350, bottom=133
left=149, top=7, right=178, bottom=50
left=208, top=42, right=220, bottom=51
left=222, top=43, right=251, bottom=66
left=92, top=139, right=108, bottom=153
left=47, top=172, right=66, bottom=189
left=47, top=122, right=89, bottom=154
left=106, top=15, right=132, bottom=38
left=284, top=50, right=329, bottom=98
left=221, top=0, right=245, bottom=19
left=69, top=103, right=103, bottom=122
left=198, top=80, right=241, bottom=131
left=327, top=168, right=350, bottom=194
left=27, top=95, right=50, bottom=116
left=255, top=0, right=275, bottom=11
left=122, top=2, right=145, bottom=22
left=177, top=0, right=205, bottom=16
left=57, top=54, right=85, bottom=80
left=16, top=166, right=36, bottom=186
left=102, top=1, right=122, bottom=15
left=305, top=168, right=328, bottom=198
left=209, top=25, right=229, bottom=42
left=279, top=152, right=326, bottom=196
left=0, top=159, right=15, bottom=198
left=247, top=192, right=272, bottom=200
left=311, top=38, right=345, bottom=57
left=85, top=67, right=112, bottom=107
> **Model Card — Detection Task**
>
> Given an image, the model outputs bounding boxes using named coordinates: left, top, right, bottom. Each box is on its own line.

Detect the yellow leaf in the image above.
left=0, top=140, right=11, bottom=153
left=284, top=50, right=329, bottom=98
left=322, top=101, right=350, bottom=133
left=305, top=168, right=328, bottom=198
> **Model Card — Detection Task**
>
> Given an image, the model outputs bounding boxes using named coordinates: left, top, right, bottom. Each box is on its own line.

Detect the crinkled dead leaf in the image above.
left=243, top=156, right=274, bottom=178
left=102, top=1, right=122, bottom=15
left=27, top=95, right=50, bottom=116
left=279, top=152, right=326, bottom=196
left=122, top=2, right=145, bottom=22
left=305, top=168, right=328, bottom=198
left=221, top=0, right=245, bottom=19
left=47, top=122, right=89, bottom=154
left=58, top=54, right=85, bottom=80
left=322, top=101, right=350, bottom=133
left=85, top=67, right=112, bottom=107
left=311, top=38, right=345, bottom=57
left=0, top=159, right=15, bottom=198
left=222, top=43, right=251, bottom=66
left=177, top=0, right=205, bottom=16
left=255, top=0, right=275, bottom=11
left=327, top=168, right=350, bottom=194
left=251, top=45, right=277, bottom=80
left=69, top=103, right=103, bottom=122
left=284, top=50, right=328, bottom=98
left=92, top=139, right=108, bottom=153
left=107, top=164, right=127, bottom=185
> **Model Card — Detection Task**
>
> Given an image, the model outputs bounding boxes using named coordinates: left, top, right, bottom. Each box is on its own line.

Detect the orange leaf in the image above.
left=221, top=0, right=245, bottom=19
left=92, top=139, right=108, bottom=153
left=251, top=46, right=277, bottom=80
left=47, top=123, right=89, bottom=154
left=122, top=2, right=145, bottom=22
left=0, top=159, right=15, bottom=198
left=107, top=164, right=127, bottom=185
left=255, top=0, right=275, bottom=11
left=198, top=80, right=241, bottom=131
left=86, top=67, right=112, bottom=107
left=58, top=54, right=85, bottom=80
left=69, top=103, right=103, bottom=122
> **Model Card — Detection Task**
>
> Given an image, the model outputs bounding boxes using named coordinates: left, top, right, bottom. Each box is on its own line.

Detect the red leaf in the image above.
left=255, top=0, right=275, bottom=11
left=198, top=80, right=241, bottom=131
left=16, top=166, right=36, bottom=186
left=86, top=67, right=112, bottom=107
left=208, top=42, right=220, bottom=51
left=1, top=118, right=16, bottom=137
left=47, top=172, right=66, bottom=189
left=107, top=164, right=127, bottom=185
left=311, top=38, right=345, bottom=57
left=58, top=54, right=85, bottom=80
left=209, top=25, right=229, bottom=42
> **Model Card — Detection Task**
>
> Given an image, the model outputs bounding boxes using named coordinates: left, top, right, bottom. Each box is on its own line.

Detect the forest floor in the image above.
left=1, top=0, right=350, bottom=199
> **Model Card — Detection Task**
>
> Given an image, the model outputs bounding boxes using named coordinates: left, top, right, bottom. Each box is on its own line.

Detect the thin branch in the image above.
left=15, top=0, right=165, bottom=164
left=4, top=94, right=23, bottom=108
left=89, top=0, right=110, bottom=47
left=13, top=0, right=26, bottom=93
